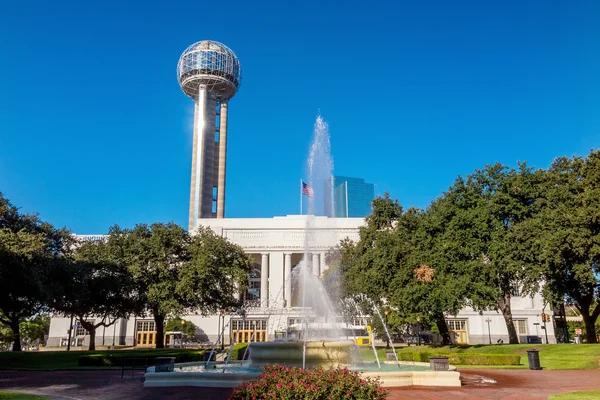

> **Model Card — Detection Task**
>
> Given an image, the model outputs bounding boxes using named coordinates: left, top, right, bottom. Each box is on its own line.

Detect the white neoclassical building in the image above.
left=47, top=215, right=556, bottom=348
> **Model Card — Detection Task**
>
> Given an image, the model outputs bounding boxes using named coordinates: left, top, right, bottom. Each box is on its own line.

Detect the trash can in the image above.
left=429, top=356, right=449, bottom=371
left=526, top=349, right=541, bottom=370
left=154, top=357, right=175, bottom=372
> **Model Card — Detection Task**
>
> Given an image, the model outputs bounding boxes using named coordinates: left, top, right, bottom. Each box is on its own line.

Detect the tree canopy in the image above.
left=51, top=239, right=144, bottom=350
left=100, top=222, right=252, bottom=348
left=510, top=151, right=600, bottom=343
left=0, top=193, right=73, bottom=351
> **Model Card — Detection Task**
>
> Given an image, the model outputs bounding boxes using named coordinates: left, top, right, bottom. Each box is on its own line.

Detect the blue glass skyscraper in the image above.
left=325, top=176, right=375, bottom=218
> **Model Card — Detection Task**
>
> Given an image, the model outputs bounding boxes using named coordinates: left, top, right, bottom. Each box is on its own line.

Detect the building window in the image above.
left=231, top=319, right=267, bottom=331
left=244, top=266, right=261, bottom=304
left=446, top=320, right=467, bottom=331
left=137, top=320, right=156, bottom=332
left=287, top=317, right=316, bottom=327
left=75, top=321, right=92, bottom=336
left=515, top=319, right=528, bottom=335
left=511, top=284, right=521, bottom=297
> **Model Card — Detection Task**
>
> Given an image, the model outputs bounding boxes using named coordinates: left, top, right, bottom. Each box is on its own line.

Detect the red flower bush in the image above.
left=229, top=365, right=388, bottom=399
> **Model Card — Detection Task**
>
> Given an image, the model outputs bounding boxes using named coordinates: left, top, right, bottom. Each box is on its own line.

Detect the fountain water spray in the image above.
left=224, top=308, right=246, bottom=371
left=206, top=320, right=231, bottom=368
left=240, top=329, right=255, bottom=366
left=352, top=294, right=400, bottom=365
left=347, top=297, right=381, bottom=370
left=298, top=115, right=337, bottom=368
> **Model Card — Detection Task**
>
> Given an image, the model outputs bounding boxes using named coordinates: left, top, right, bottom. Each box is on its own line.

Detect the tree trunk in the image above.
left=498, top=293, right=519, bottom=344
left=581, top=313, right=597, bottom=344
left=88, top=326, right=97, bottom=350
left=79, top=319, right=97, bottom=351
left=10, top=319, right=22, bottom=352
left=154, top=313, right=165, bottom=349
left=574, top=296, right=599, bottom=344
left=434, top=313, right=452, bottom=345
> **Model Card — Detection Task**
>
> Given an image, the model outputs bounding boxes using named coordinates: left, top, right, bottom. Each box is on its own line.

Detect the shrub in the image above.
left=444, top=354, right=520, bottom=366
left=391, top=352, right=520, bottom=365
left=229, top=364, right=388, bottom=400
left=228, top=343, right=249, bottom=361
left=77, top=351, right=205, bottom=367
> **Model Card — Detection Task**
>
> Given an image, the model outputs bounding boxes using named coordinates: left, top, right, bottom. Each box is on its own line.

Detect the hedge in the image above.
left=228, top=343, right=250, bottom=361
left=390, top=352, right=521, bottom=366
left=77, top=351, right=205, bottom=367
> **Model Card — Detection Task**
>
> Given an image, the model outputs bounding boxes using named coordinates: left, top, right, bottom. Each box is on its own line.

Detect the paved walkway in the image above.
left=1, top=369, right=599, bottom=400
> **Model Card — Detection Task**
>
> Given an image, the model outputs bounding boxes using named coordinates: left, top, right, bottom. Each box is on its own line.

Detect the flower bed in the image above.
left=229, top=365, right=388, bottom=399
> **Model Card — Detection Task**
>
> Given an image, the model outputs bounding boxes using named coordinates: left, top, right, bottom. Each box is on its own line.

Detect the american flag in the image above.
left=302, top=181, right=314, bottom=197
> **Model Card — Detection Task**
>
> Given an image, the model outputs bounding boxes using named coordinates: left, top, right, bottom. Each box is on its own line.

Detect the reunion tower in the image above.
left=177, top=40, right=241, bottom=231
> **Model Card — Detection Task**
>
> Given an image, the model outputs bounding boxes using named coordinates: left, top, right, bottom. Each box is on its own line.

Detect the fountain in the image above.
left=144, top=115, right=461, bottom=388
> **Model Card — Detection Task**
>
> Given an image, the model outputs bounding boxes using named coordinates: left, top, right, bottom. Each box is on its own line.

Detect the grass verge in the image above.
left=360, top=344, right=600, bottom=370
left=549, top=390, right=600, bottom=399
left=0, top=392, right=51, bottom=400
left=0, top=348, right=205, bottom=370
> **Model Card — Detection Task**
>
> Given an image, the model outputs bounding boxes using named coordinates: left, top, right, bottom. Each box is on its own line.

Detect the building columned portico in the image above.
left=209, top=215, right=361, bottom=313
left=47, top=215, right=556, bottom=348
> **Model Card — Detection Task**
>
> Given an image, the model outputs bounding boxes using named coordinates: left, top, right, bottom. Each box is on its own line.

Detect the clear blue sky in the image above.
left=1, top=1, right=599, bottom=234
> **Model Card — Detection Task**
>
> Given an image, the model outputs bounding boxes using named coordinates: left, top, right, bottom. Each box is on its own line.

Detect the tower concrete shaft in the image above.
left=217, top=101, right=228, bottom=218
left=188, top=85, right=229, bottom=231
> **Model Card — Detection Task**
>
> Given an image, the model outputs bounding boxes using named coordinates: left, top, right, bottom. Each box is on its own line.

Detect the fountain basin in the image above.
left=143, top=360, right=461, bottom=388
left=248, top=340, right=353, bottom=368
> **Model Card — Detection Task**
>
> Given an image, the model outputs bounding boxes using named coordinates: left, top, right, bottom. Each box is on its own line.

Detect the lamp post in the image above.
left=112, top=320, right=116, bottom=348
left=416, top=317, right=421, bottom=346
left=384, top=311, right=390, bottom=349
left=66, top=315, right=74, bottom=351
left=542, top=305, right=550, bottom=344
left=485, top=318, right=492, bottom=344
left=220, top=313, right=225, bottom=351
left=180, top=320, right=185, bottom=348
left=217, top=314, right=221, bottom=349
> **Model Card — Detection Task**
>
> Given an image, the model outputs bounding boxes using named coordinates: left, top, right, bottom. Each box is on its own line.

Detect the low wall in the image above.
left=143, top=361, right=461, bottom=388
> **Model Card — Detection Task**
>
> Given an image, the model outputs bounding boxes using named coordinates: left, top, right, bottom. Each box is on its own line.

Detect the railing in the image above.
left=120, top=356, right=151, bottom=379
left=243, top=300, right=261, bottom=308
left=76, top=235, right=107, bottom=242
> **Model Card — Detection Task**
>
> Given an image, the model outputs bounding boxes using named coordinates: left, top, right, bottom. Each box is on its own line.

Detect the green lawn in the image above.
left=3, top=344, right=600, bottom=370
left=0, top=348, right=204, bottom=370
left=360, top=344, right=600, bottom=370
left=0, top=392, right=50, bottom=400
left=549, top=390, right=600, bottom=399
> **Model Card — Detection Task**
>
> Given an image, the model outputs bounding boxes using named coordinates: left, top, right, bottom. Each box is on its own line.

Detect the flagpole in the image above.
left=300, top=179, right=302, bottom=215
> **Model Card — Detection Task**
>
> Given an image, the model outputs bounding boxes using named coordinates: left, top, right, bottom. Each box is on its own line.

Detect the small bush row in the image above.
left=228, top=343, right=250, bottom=361
left=390, top=352, right=520, bottom=365
left=77, top=351, right=205, bottom=367
left=229, top=364, right=388, bottom=400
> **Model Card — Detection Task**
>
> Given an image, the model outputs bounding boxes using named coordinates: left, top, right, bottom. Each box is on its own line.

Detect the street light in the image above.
left=485, top=318, right=492, bottom=344
left=384, top=311, right=390, bottom=349
left=416, top=317, right=421, bottom=346
left=180, top=320, right=185, bottom=348
left=220, top=313, right=225, bottom=351
left=66, top=315, right=74, bottom=351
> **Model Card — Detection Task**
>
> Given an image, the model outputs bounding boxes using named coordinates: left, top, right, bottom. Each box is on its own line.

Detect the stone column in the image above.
left=284, top=253, right=292, bottom=308
left=312, top=253, right=320, bottom=278
left=261, top=253, right=269, bottom=308
left=320, top=252, right=327, bottom=276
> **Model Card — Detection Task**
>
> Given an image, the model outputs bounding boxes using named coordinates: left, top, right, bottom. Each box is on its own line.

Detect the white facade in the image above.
left=47, top=215, right=555, bottom=347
